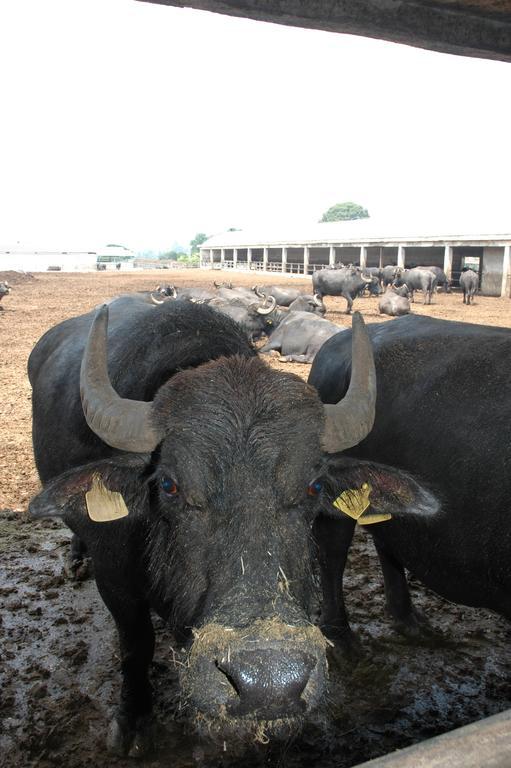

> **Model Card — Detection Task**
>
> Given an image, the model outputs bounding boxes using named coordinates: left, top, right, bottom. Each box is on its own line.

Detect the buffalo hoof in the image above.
left=392, top=608, right=437, bottom=640
left=64, top=554, right=92, bottom=582
left=323, top=628, right=362, bottom=670
left=107, top=714, right=154, bottom=758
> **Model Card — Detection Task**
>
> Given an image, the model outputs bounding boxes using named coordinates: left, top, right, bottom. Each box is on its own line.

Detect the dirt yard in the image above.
left=1, top=269, right=511, bottom=768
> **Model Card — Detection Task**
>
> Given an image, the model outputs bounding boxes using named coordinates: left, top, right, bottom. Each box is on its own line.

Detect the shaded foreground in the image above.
left=1, top=509, right=510, bottom=768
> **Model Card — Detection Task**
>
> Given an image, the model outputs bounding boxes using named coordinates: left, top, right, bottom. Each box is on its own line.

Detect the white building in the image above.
left=200, top=218, right=511, bottom=297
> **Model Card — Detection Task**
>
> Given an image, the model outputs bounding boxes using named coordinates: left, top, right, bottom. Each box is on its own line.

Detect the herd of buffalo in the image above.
left=19, top=258, right=510, bottom=760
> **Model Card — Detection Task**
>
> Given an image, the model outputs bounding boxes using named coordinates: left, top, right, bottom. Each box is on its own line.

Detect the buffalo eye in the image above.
left=307, top=480, right=322, bottom=497
left=160, top=477, right=179, bottom=497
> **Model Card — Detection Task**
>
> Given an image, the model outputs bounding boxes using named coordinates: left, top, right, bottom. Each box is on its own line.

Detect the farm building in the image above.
left=0, top=244, right=135, bottom=272
left=200, top=219, right=511, bottom=297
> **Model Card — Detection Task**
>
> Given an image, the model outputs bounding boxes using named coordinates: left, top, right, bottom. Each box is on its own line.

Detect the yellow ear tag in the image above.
left=85, top=474, right=129, bottom=523
left=332, top=483, right=392, bottom=525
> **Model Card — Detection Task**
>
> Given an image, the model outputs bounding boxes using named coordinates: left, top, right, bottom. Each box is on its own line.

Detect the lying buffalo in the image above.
left=28, top=298, right=380, bottom=755
left=259, top=311, right=343, bottom=363
left=253, top=284, right=302, bottom=306
left=312, top=267, right=372, bottom=314
left=0, top=281, right=11, bottom=309
left=378, top=284, right=410, bottom=316
left=208, top=293, right=276, bottom=341
left=309, top=315, right=511, bottom=644
left=459, top=268, right=478, bottom=304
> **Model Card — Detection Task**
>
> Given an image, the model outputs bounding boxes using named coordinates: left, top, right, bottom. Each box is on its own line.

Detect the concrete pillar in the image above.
left=247, top=247, right=252, bottom=270
left=282, top=247, right=287, bottom=274
left=233, top=248, right=238, bottom=269
left=397, top=245, right=406, bottom=269
left=329, top=245, right=336, bottom=267
left=444, top=245, right=453, bottom=282
left=379, top=247, right=384, bottom=269
left=263, top=247, right=268, bottom=271
left=209, top=249, right=214, bottom=268
left=360, top=245, right=367, bottom=270
left=303, top=246, right=309, bottom=275
left=501, top=245, right=511, bottom=298
left=220, top=248, right=225, bottom=267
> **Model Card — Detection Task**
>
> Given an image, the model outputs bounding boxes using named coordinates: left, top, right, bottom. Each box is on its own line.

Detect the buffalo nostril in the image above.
left=216, top=650, right=316, bottom=715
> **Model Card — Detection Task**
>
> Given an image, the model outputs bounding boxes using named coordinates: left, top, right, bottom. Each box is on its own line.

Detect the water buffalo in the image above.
left=416, top=266, right=451, bottom=292
left=393, top=267, right=437, bottom=304
left=259, top=311, right=343, bottom=363
left=312, top=267, right=372, bottom=314
left=288, top=293, right=326, bottom=314
left=28, top=299, right=377, bottom=755
left=0, top=281, right=11, bottom=309
left=378, top=284, right=411, bottom=316
left=381, top=265, right=399, bottom=287
left=459, top=268, right=478, bottom=304
left=208, top=293, right=277, bottom=341
left=309, top=315, right=511, bottom=646
left=253, top=285, right=302, bottom=306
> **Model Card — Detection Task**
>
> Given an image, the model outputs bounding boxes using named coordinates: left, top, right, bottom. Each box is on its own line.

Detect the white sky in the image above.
left=0, top=0, right=510, bottom=252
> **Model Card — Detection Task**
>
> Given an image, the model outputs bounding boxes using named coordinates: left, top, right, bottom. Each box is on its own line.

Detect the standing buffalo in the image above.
left=312, top=267, right=372, bottom=314
left=381, top=265, right=399, bottom=286
left=393, top=268, right=437, bottom=304
left=416, top=266, right=451, bottom=292
left=0, top=281, right=11, bottom=309
left=309, top=315, right=511, bottom=645
left=378, top=284, right=410, bottom=316
left=29, top=300, right=380, bottom=755
left=459, top=268, right=478, bottom=304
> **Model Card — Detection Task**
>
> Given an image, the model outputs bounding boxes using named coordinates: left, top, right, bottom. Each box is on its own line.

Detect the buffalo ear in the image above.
left=29, top=454, right=152, bottom=525
left=322, top=457, right=440, bottom=526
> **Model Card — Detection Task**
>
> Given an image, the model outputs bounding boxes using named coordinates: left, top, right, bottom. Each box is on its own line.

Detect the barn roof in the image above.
left=138, top=0, right=511, bottom=63
left=203, top=218, right=511, bottom=248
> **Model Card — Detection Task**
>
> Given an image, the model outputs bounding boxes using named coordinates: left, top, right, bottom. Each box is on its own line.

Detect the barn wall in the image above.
left=481, top=247, right=505, bottom=296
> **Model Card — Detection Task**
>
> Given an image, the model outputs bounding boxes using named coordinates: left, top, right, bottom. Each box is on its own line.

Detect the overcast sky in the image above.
left=0, top=0, right=510, bottom=252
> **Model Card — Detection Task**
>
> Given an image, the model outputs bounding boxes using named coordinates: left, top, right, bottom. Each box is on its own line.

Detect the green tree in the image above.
left=190, top=232, right=208, bottom=255
left=320, top=202, right=369, bottom=222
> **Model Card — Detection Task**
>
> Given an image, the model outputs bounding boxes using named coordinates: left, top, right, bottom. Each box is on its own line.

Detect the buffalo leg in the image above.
left=95, top=575, right=155, bottom=757
left=315, top=514, right=358, bottom=657
left=372, top=539, right=432, bottom=638
left=343, top=293, right=354, bottom=314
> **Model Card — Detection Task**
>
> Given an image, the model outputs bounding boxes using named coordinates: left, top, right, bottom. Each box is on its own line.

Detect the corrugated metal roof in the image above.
left=202, top=218, right=511, bottom=248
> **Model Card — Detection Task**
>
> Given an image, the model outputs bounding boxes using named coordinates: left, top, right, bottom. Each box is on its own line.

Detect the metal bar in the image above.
left=354, top=709, right=511, bottom=768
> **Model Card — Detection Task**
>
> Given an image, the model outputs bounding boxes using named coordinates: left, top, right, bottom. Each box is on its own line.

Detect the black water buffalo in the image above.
left=208, top=293, right=277, bottom=341
left=0, top=281, right=11, bottom=308
left=288, top=293, right=326, bottom=314
left=393, top=267, right=437, bottom=304
left=459, top=268, right=478, bottom=304
left=28, top=298, right=378, bottom=755
left=378, top=284, right=410, bottom=316
left=253, top=284, right=302, bottom=306
left=381, top=265, right=399, bottom=286
left=416, top=266, right=450, bottom=292
left=312, top=267, right=372, bottom=314
left=259, top=311, right=343, bottom=363
left=309, top=315, right=511, bottom=645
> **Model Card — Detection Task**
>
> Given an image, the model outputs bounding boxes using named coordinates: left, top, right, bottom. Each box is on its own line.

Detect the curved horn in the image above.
left=313, top=292, right=323, bottom=306
left=214, top=281, right=221, bottom=288
left=322, top=312, right=376, bottom=454
left=150, top=293, right=165, bottom=305
left=80, top=305, right=162, bottom=452
left=256, top=294, right=276, bottom=315
left=170, top=286, right=177, bottom=298
left=254, top=285, right=265, bottom=299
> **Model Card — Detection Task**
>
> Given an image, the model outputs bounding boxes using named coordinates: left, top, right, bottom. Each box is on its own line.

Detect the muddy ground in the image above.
left=1, top=269, right=511, bottom=768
